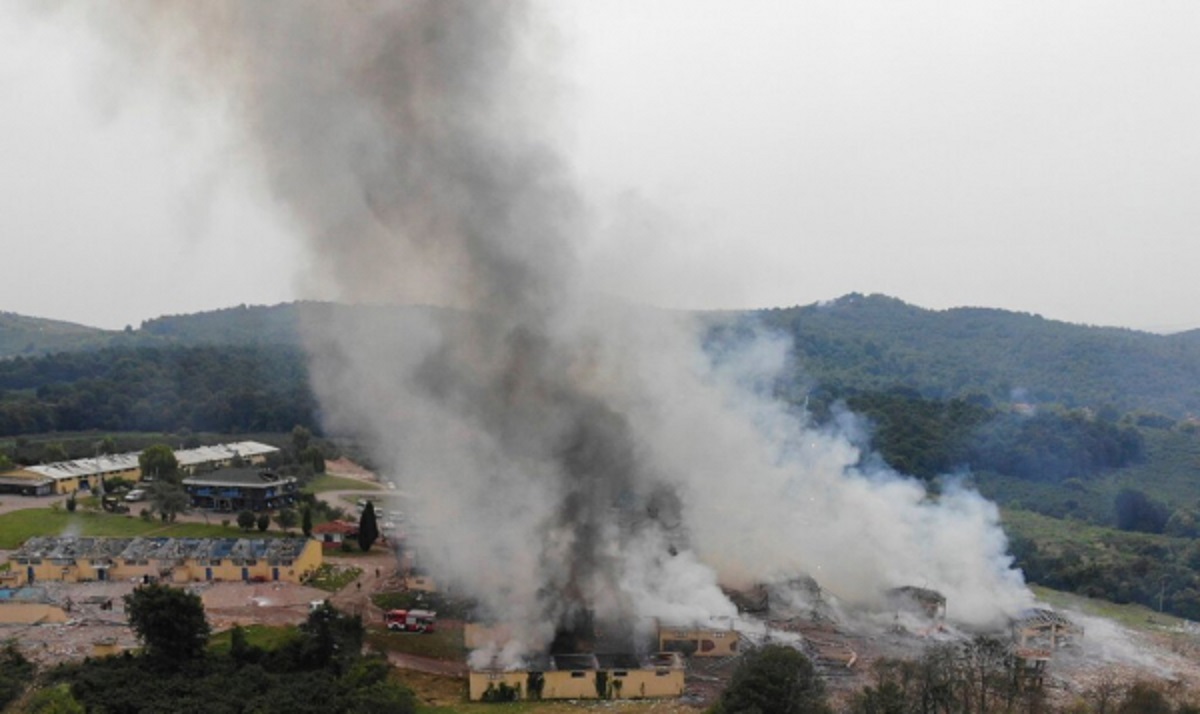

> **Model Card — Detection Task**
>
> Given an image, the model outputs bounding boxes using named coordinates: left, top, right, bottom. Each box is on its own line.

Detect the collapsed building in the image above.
left=6, top=536, right=322, bottom=585
left=1010, top=608, right=1083, bottom=687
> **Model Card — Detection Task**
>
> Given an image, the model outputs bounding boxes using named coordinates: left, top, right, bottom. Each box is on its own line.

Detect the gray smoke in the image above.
left=70, top=0, right=1031, bottom=659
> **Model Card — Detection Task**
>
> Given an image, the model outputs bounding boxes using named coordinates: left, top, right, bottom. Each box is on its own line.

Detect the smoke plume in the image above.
left=75, top=1, right=1031, bottom=657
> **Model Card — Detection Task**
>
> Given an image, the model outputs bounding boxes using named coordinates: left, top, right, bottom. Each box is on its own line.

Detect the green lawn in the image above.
left=0, top=509, right=263, bottom=549
left=209, top=624, right=302, bottom=654
left=366, top=627, right=466, bottom=661
left=307, top=563, right=362, bottom=592
left=302, top=474, right=381, bottom=495
left=1031, top=585, right=1189, bottom=633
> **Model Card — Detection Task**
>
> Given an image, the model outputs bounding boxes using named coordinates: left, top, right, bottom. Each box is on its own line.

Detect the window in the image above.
left=570, top=672, right=586, bottom=679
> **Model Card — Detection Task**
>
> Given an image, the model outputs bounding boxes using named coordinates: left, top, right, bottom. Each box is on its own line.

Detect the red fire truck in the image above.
left=384, top=609, right=437, bottom=633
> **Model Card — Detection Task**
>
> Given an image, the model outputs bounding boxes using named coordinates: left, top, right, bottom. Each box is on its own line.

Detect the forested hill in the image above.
left=725, top=293, right=1200, bottom=417
left=5, top=295, right=1200, bottom=415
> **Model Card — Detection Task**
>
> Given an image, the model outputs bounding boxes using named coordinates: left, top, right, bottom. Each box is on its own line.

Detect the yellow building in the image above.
left=7, top=453, right=142, bottom=495
left=658, top=625, right=741, bottom=657
left=468, top=652, right=685, bottom=702
left=6, top=536, right=321, bottom=586
left=0, top=441, right=281, bottom=497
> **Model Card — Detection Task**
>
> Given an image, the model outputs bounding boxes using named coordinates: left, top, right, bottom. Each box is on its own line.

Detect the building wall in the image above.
left=469, top=672, right=528, bottom=701
left=0, top=603, right=68, bottom=625
left=468, top=666, right=683, bottom=702
left=542, top=671, right=598, bottom=700
left=609, top=669, right=685, bottom=699
left=658, top=628, right=741, bottom=657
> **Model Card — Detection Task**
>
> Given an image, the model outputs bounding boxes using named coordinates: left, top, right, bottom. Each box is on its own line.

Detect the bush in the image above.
left=713, top=645, right=830, bottom=714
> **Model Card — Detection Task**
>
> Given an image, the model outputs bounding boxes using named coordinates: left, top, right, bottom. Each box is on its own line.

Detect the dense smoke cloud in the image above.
left=75, top=0, right=1030, bottom=656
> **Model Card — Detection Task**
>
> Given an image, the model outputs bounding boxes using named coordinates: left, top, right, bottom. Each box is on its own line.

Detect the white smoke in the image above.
left=65, top=0, right=1032, bottom=656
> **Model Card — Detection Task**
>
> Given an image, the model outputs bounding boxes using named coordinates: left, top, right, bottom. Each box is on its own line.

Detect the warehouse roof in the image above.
left=175, top=442, right=279, bottom=467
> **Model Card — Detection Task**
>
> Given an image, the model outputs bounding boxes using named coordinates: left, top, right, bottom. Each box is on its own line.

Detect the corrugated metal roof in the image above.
left=175, top=442, right=279, bottom=467
left=23, top=442, right=279, bottom=482
left=26, top=454, right=141, bottom=481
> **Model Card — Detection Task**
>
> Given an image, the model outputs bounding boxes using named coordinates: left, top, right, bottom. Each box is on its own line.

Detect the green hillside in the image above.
left=0, top=311, right=114, bottom=357
left=728, top=293, right=1200, bottom=417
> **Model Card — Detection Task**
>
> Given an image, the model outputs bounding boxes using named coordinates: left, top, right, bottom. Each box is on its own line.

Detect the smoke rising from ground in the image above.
left=75, top=1, right=1030, bottom=655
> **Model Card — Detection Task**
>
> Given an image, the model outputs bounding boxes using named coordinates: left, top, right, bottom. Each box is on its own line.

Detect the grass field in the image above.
left=302, top=473, right=382, bottom=495
left=1031, top=584, right=1189, bottom=632
left=0, top=509, right=261, bottom=549
left=209, top=624, right=302, bottom=654
left=307, top=563, right=362, bottom=592
left=366, top=627, right=466, bottom=661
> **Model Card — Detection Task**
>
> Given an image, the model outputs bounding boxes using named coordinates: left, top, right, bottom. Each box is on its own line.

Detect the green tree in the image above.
left=138, top=444, right=180, bottom=484
left=148, top=481, right=190, bottom=523
left=276, top=507, right=299, bottom=533
left=713, top=645, right=831, bottom=714
left=23, top=683, right=84, bottom=714
left=302, top=505, right=314, bottom=538
left=237, top=510, right=256, bottom=531
left=98, top=436, right=118, bottom=455
left=292, top=425, right=312, bottom=454
left=124, top=583, right=211, bottom=665
left=358, top=502, right=379, bottom=552
left=65, top=491, right=77, bottom=513
left=256, top=513, right=270, bottom=532
left=302, top=446, right=326, bottom=474
left=0, top=642, right=34, bottom=710
left=43, top=442, right=68, bottom=463
left=228, top=624, right=260, bottom=665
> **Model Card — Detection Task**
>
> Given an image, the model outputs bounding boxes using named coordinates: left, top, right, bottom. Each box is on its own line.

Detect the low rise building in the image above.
left=0, top=441, right=280, bottom=497
left=6, top=536, right=321, bottom=585
left=175, top=442, right=279, bottom=474
left=182, top=469, right=298, bottom=512
left=3, top=453, right=142, bottom=495
left=312, top=520, right=358, bottom=549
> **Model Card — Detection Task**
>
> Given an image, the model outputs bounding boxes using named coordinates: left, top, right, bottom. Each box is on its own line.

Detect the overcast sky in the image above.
left=1, top=2, right=1198, bottom=332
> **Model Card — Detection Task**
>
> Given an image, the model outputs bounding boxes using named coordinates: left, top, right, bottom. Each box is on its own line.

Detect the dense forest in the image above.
left=0, top=345, right=316, bottom=437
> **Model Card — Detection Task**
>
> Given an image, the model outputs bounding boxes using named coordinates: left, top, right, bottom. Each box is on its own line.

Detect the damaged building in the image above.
left=6, top=536, right=322, bottom=585
left=469, top=652, right=685, bottom=702
left=658, top=625, right=741, bottom=657
left=886, top=586, right=947, bottom=630
left=1010, top=608, right=1083, bottom=687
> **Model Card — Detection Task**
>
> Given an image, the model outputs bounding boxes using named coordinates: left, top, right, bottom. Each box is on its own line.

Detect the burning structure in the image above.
left=69, top=0, right=1033, bottom=673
